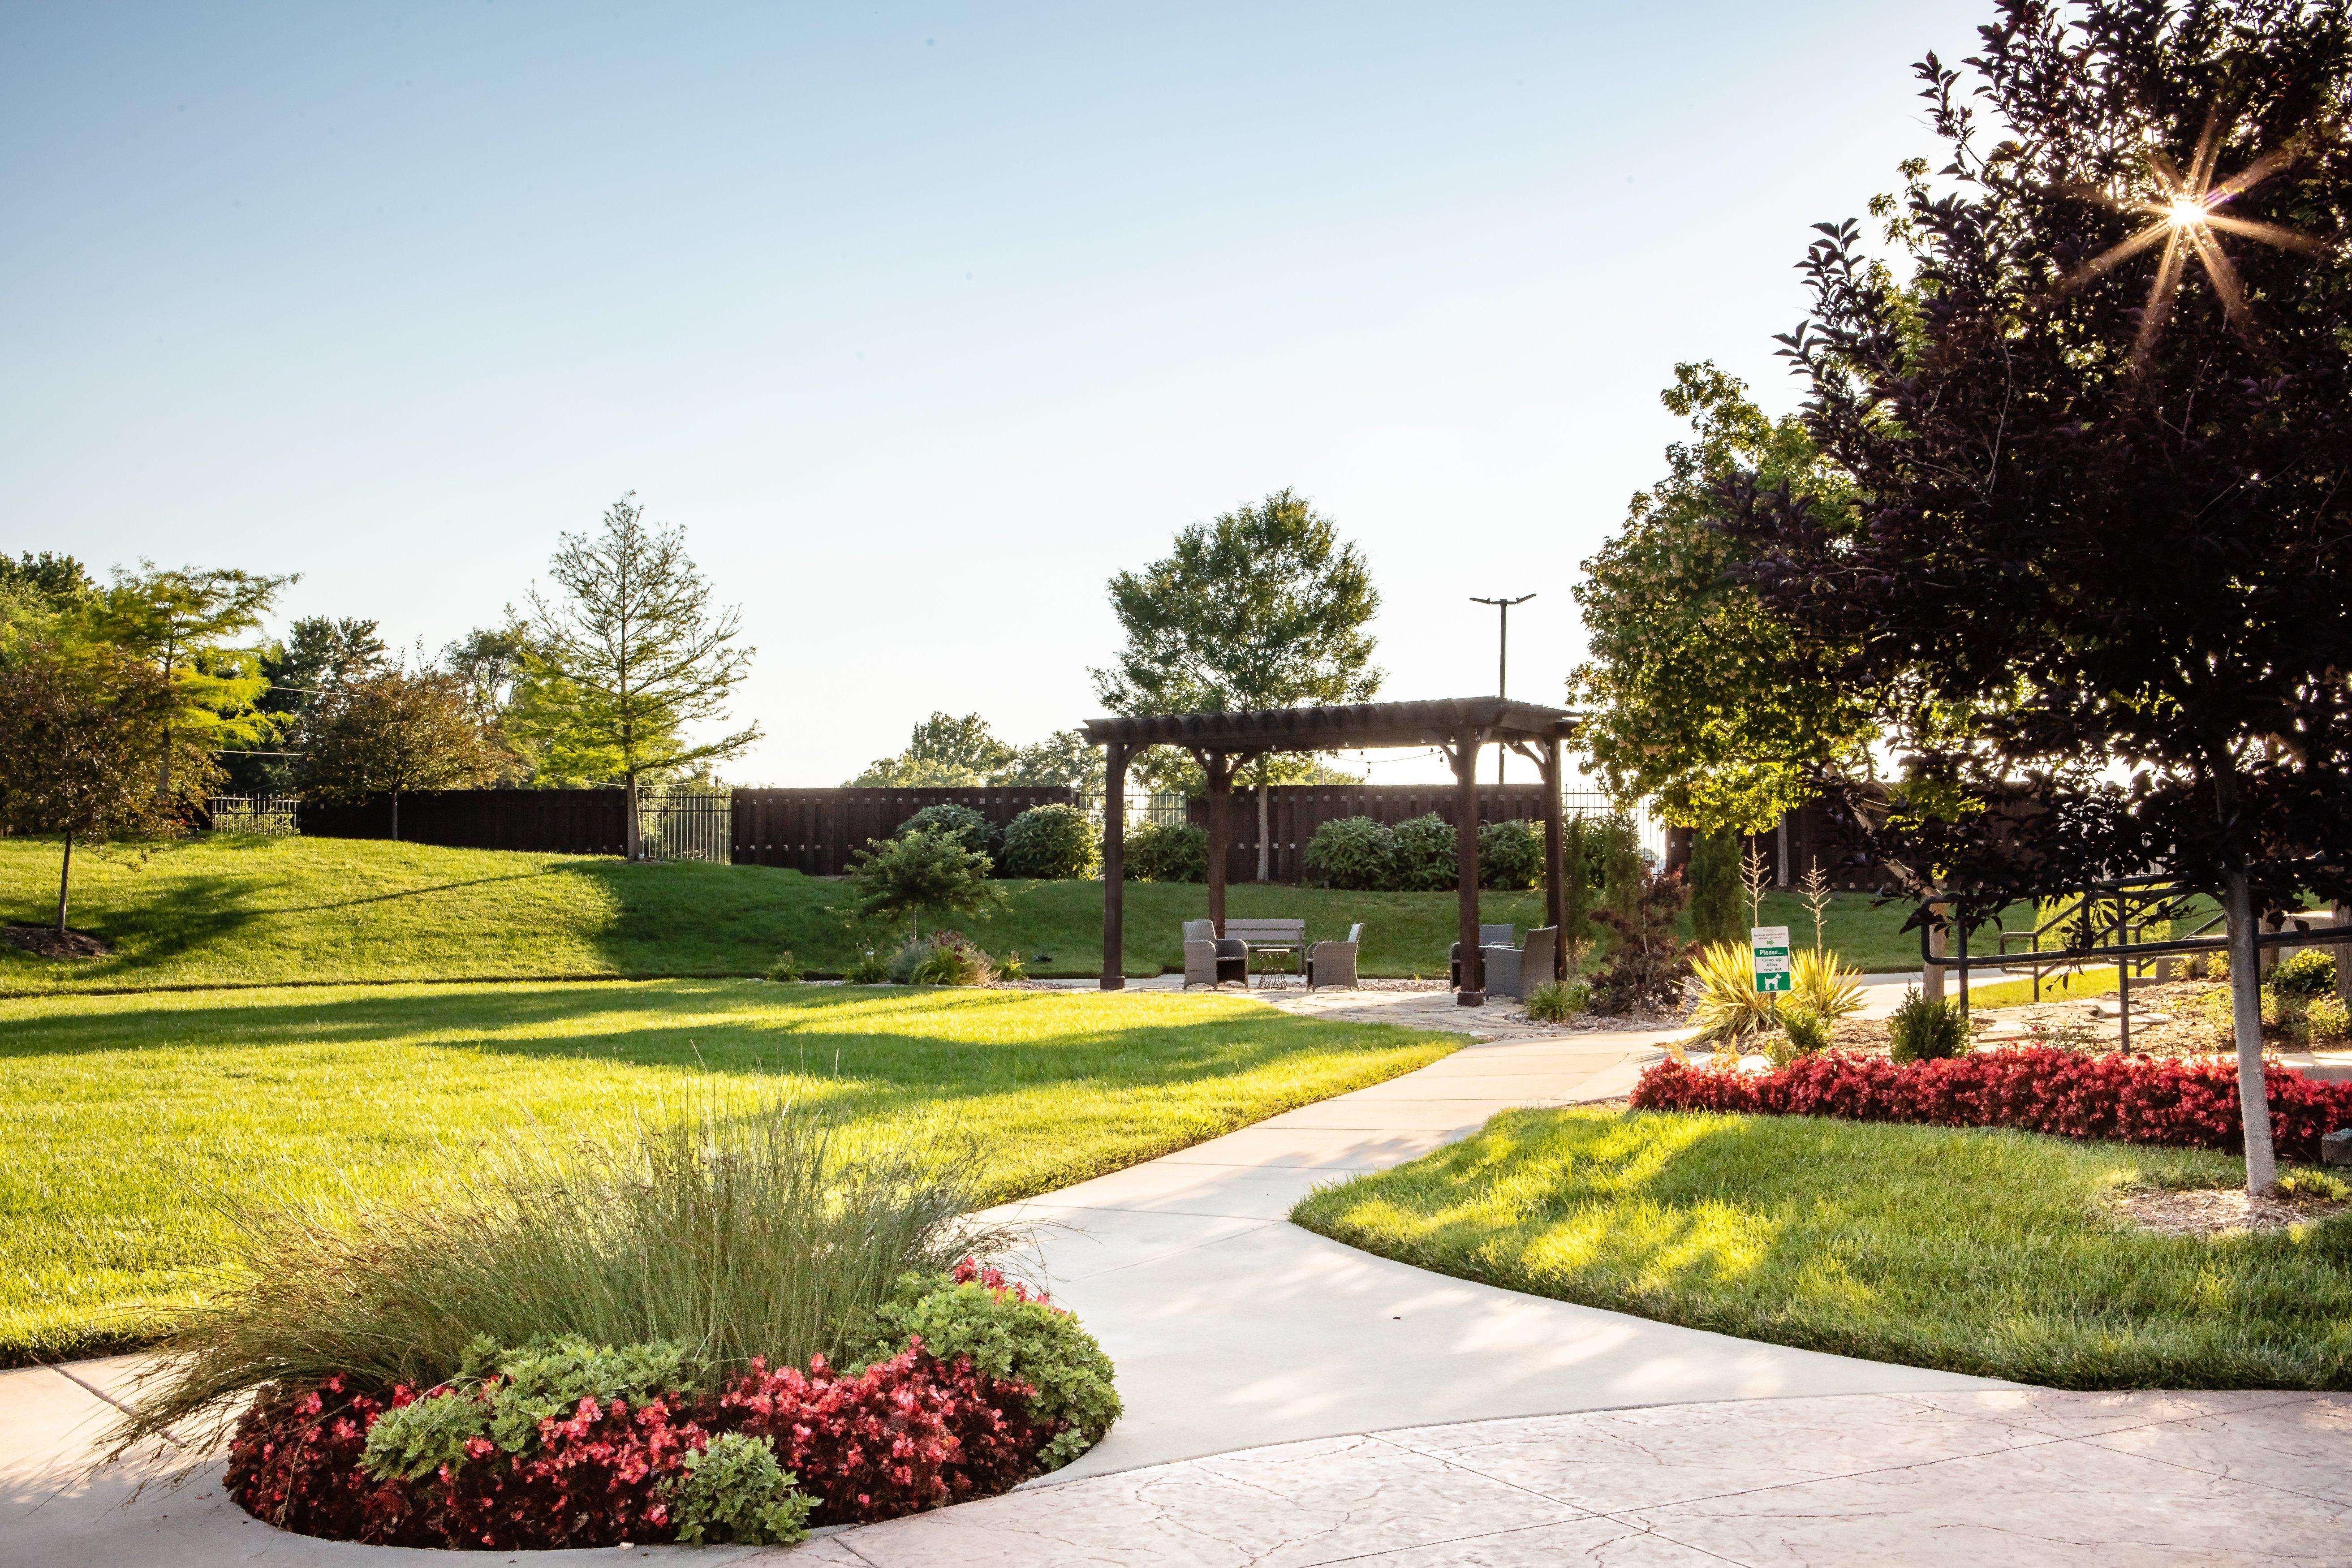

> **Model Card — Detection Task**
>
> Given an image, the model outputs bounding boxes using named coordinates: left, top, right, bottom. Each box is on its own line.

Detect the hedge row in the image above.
left=1629, top=1047, right=2352, bottom=1163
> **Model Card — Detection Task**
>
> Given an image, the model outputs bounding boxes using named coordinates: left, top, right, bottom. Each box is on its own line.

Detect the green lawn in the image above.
left=0, top=980, right=1457, bottom=1366
left=0, top=834, right=1925, bottom=993
left=1293, top=1106, right=2352, bottom=1388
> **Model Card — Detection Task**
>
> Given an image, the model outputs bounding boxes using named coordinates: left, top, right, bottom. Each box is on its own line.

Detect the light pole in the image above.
left=1470, top=593, right=1535, bottom=785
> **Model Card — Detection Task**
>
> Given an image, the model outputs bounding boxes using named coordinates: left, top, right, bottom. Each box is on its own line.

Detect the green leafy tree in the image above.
left=847, top=712, right=1014, bottom=786
left=296, top=668, right=505, bottom=840
left=0, top=642, right=207, bottom=931
left=508, top=495, right=758, bottom=856
left=226, top=616, right=393, bottom=793
left=842, top=829, right=1006, bottom=939
left=76, top=563, right=292, bottom=800
left=1093, top=488, right=1381, bottom=875
left=1570, top=364, right=1876, bottom=839
left=439, top=621, right=539, bottom=785
left=0, top=553, right=95, bottom=653
left=997, top=729, right=1105, bottom=793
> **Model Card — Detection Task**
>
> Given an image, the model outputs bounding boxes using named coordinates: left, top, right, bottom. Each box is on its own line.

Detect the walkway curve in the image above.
left=879, top=1024, right=1996, bottom=1489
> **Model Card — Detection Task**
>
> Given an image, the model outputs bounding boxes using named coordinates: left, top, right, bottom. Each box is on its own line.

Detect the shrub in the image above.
left=1303, top=816, right=1395, bottom=890
left=1629, top=1046, right=2352, bottom=1163
left=1390, top=814, right=1458, bottom=892
left=887, top=930, right=995, bottom=986
left=668, top=1432, right=816, bottom=1546
left=1588, top=868, right=1693, bottom=1015
left=1775, top=1006, right=1832, bottom=1064
left=2210, top=948, right=2231, bottom=982
left=995, top=949, right=1028, bottom=981
left=1888, top=987, right=1969, bottom=1063
left=858, top=1259, right=1120, bottom=1470
left=1686, top=831, right=1743, bottom=948
left=2273, top=948, right=2337, bottom=998
left=896, top=803, right=996, bottom=858
left=844, top=828, right=1005, bottom=935
left=115, top=1102, right=1017, bottom=1456
left=764, top=951, right=801, bottom=982
left=998, top=804, right=1098, bottom=880
left=1124, top=820, right=1209, bottom=883
left=841, top=949, right=892, bottom=984
left=224, top=1376, right=418, bottom=1544
left=1523, top=978, right=1590, bottom=1024
left=2306, top=994, right=2350, bottom=1044
left=1689, top=942, right=1777, bottom=1044
left=1477, top=819, right=1541, bottom=891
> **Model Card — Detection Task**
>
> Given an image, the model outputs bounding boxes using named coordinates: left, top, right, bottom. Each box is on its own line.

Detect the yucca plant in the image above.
left=1788, top=948, right=1865, bottom=1023
left=110, top=1099, right=1017, bottom=1456
left=1689, top=942, right=1779, bottom=1044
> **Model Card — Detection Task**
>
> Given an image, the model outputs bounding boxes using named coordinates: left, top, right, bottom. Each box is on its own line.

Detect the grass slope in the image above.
left=0, top=834, right=1923, bottom=993
left=0, top=980, right=1456, bottom=1366
left=1293, top=1106, right=2352, bottom=1388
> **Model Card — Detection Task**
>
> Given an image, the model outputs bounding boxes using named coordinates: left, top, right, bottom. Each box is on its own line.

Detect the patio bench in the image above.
left=1225, top=918, right=1308, bottom=981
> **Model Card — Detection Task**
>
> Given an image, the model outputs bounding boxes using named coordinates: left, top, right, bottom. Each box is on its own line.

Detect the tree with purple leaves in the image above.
left=1724, top=0, right=2352, bottom=1193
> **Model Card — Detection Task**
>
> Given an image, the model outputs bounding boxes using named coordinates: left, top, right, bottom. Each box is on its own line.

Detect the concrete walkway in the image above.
left=796, top=1390, right=2352, bottom=1565
left=954, top=1028, right=1993, bottom=1483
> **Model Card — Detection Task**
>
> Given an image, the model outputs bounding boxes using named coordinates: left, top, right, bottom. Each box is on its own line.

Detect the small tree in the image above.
left=842, top=829, right=1005, bottom=939
left=297, top=669, right=504, bottom=840
left=0, top=642, right=204, bottom=931
left=1093, top=488, right=1381, bottom=877
left=510, top=495, right=757, bottom=857
left=1687, top=831, right=1744, bottom=947
left=81, top=562, right=292, bottom=798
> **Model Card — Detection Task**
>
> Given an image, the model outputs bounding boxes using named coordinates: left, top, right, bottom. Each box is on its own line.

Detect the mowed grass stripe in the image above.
left=0, top=981, right=1458, bottom=1366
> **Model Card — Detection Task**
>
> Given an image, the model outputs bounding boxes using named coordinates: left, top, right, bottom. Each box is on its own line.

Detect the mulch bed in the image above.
left=2, top=924, right=111, bottom=959
left=2114, top=1187, right=2348, bottom=1237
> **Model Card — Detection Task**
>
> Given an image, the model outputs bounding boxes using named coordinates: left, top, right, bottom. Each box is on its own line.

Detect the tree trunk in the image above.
left=391, top=789, right=401, bottom=842
left=56, top=831, right=73, bottom=933
left=1256, top=775, right=1270, bottom=883
left=2225, top=870, right=2279, bottom=1195
left=625, top=771, right=642, bottom=860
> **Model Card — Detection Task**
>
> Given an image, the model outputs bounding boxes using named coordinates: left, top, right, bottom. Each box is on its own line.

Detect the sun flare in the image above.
left=2064, top=111, right=2327, bottom=369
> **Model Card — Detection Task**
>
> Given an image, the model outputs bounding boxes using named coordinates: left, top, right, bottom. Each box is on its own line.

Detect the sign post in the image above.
left=1752, top=925, right=1792, bottom=995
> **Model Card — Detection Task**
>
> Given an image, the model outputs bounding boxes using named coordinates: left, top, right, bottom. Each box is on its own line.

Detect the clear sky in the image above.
left=4, top=1, right=1983, bottom=786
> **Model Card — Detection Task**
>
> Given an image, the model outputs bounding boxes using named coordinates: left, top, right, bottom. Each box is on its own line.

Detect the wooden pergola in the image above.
left=1081, top=697, right=1582, bottom=1005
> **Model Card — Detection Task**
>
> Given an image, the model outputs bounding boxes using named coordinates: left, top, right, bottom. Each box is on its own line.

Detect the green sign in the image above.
left=1753, top=925, right=1791, bottom=994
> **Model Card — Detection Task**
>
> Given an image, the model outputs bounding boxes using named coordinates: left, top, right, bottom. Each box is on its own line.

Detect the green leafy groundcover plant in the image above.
left=220, top=1260, right=1116, bottom=1549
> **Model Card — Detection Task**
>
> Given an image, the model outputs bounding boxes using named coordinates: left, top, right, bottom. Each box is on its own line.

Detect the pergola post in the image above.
left=1454, top=725, right=1485, bottom=1005
left=1205, top=751, right=1232, bottom=935
left=1543, top=737, right=1566, bottom=981
left=1100, top=741, right=1127, bottom=990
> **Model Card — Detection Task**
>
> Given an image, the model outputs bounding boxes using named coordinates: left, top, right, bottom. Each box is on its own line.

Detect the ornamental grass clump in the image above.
left=1689, top=942, right=1778, bottom=1044
left=1523, top=978, right=1591, bottom=1024
left=113, top=1100, right=1015, bottom=1457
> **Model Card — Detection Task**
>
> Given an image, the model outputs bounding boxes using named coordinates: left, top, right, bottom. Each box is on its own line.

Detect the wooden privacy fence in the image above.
left=1188, top=783, right=1627, bottom=886
left=301, top=788, right=630, bottom=854
left=730, top=787, right=1077, bottom=874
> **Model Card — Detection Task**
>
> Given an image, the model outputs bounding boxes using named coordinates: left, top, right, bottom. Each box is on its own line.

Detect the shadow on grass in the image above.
left=0, top=982, right=1448, bottom=1095
left=1298, top=1106, right=2352, bottom=1388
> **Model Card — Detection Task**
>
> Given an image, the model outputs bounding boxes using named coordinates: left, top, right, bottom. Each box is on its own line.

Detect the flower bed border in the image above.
left=1629, top=1047, right=2352, bottom=1163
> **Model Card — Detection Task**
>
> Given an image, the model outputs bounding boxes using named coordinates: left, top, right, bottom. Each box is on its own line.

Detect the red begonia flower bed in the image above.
left=227, top=1337, right=1062, bottom=1548
left=1628, top=1047, right=2352, bottom=1162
